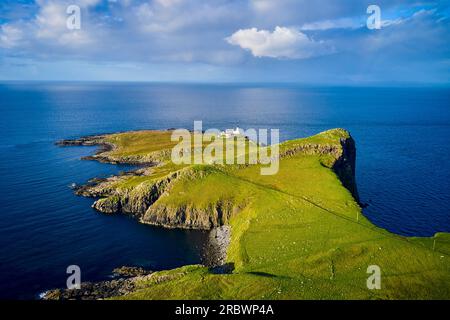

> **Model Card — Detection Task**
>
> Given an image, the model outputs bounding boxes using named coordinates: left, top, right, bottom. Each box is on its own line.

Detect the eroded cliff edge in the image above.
left=334, top=136, right=359, bottom=202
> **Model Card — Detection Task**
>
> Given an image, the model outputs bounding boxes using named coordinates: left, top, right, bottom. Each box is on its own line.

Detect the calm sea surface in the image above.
left=1, top=82, right=449, bottom=299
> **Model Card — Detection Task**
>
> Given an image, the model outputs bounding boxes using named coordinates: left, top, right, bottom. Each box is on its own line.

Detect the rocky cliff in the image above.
left=279, top=130, right=359, bottom=202
left=332, top=136, right=359, bottom=202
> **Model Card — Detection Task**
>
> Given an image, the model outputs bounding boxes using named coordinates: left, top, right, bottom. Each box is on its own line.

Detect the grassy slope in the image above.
left=106, top=130, right=178, bottom=157
left=91, top=129, right=449, bottom=299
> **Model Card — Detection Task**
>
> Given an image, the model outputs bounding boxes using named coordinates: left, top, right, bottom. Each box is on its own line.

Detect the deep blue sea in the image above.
left=0, top=82, right=449, bottom=299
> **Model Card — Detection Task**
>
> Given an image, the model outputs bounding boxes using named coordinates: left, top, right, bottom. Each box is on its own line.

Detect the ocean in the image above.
left=0, top=82, right=449, bottom=299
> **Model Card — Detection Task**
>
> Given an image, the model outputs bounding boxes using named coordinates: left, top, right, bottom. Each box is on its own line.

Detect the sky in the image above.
left=0, top=0, right=449, bottom=84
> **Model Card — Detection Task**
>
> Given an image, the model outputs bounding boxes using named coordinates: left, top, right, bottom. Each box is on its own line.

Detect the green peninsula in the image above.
left=52, top=129, right=450, bottom=300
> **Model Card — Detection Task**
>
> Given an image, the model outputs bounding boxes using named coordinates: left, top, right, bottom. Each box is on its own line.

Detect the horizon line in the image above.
left=0, top=80, right=449, bottom=88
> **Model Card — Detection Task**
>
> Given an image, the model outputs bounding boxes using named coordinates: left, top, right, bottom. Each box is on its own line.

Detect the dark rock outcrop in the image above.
left=43, top=278, right=136, bottom=300
left=142, top=200, right=241, bottom=230
left=112, top=266, right=153, bottom=277
left=202, top=226, right=231, bottom=267
left=332, top=136, right=359, bottom=202
left=42, top=267, right=188, bottom=300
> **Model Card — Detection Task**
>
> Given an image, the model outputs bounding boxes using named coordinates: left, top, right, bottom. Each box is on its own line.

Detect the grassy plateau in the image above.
left=60, top=129, right=450, bottom=300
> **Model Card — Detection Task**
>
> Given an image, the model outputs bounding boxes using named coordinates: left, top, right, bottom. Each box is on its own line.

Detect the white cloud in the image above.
left=33, top=1, right=94, bottom=47
left=35, top=2, right=67, bottom=39
left=301, top=18, right=362, bottom=31
left=0, top=0, right=447, bottom=76
left=0, top=25, right=23, bottom=48
left=156, top=0, right=183, bottom=7
left=36, top=0, right=101, bottom=8
left=251, top=0, right=277, bottom=12
left=226, top=26, right=329, bottom=59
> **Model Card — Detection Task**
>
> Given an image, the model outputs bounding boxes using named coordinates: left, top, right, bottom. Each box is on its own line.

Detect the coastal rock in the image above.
left=92, top=196, right=121, bottom=214
left=112, top=266, right=153, bottom=277
left=333, top=136, right=359, bottom=202
left=279, top=131, right=359, bottom=202
left=56, top=135, right=106, bottom=147
left=42, top=267, right=186, bottom=300
left=203, top=226, right=231, bottom=267
left=43, top=278, right=136, bottom=300
left=142, top=201, right=240, bottom=230
left=89, top=171, right=180, bottom=216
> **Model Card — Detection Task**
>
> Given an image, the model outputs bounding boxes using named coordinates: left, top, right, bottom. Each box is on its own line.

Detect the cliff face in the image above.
left=332, top=136, right=359, bottom=203
left=75, top=166, right=243, bottom=230
left=142, top=201, right=240, bottom=230
left=95, top=173, right=178, bottom=217
left=279, top=131, right=359, bottom=202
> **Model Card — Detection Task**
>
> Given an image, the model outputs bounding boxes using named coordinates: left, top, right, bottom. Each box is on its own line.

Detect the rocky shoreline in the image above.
left=56, top=135, right=159, bottom=165
left=42, top=226, right=230, bottom=300
left=42, top=225, right=232, bottom=300
left=45, top=133, right=235, bottom=300
left=43, top=266, right=170, bottom=300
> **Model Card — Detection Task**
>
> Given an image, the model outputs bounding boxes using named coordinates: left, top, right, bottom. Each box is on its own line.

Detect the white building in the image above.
left=219, top=127, right=244, bottom=138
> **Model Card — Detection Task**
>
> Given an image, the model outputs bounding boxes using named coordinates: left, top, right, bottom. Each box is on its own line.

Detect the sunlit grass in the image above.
left=90, top=128, right=449, bottom=299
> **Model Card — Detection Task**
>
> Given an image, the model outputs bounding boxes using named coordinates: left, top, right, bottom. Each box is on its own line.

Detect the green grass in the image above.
left=105, top=130, right=177, bottom=157
left=90, top=129, right=450, bottom=299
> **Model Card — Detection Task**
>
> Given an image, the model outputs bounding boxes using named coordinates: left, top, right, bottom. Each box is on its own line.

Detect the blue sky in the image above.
left=0, top=0, right=449, bottom=84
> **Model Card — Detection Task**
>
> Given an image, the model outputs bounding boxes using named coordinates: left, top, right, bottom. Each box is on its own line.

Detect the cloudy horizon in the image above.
left=0, top=0, right=449, bottom=84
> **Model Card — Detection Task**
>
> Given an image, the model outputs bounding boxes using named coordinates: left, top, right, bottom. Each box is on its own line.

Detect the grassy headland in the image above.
left=53, top=129, right=450, bottom=300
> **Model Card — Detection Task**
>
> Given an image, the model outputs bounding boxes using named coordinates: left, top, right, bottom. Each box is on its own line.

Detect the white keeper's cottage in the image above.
left=219, top=127, right=244, bottom=138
